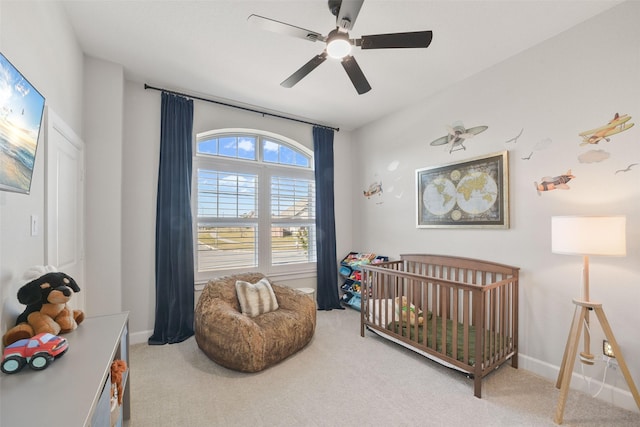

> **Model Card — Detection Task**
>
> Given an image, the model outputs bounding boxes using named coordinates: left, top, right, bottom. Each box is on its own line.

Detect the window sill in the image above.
left=194, top=268, right=317, bottom=292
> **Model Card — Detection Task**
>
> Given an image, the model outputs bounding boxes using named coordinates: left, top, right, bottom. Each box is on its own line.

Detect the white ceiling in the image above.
left=61, top=0, right=621, bottom=131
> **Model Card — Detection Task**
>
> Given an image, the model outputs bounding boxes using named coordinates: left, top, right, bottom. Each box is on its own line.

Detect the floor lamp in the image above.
left=551, top=215, right=640, bottom=424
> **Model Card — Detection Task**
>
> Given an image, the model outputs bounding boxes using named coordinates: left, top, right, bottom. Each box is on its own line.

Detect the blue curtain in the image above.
left=313, top=126, right=343, bottom=310
left=149, top=92, right=195, bottom=345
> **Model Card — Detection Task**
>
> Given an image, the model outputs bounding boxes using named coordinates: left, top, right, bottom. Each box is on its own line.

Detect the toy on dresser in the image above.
left=111, top=359, right=128, bottom=405
left=1, top=332, right=69, bottom=374
left=2, top=271, right=85, bottom=347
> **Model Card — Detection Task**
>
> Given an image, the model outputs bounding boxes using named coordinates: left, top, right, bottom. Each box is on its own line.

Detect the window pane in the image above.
left=197, top=170, right=219, bottom=216
left=271, top=176, right=315, bottom=219
left=197, top=138, right=218, bottom=155
left=294, top=152, right=309, bottom=167
left=271, top=225, right=316, bottom=265
left=279, top=145, right=295, bottom=165
left=237, top=136, right=256, bottom=160
left=263, top=139, right=278, bottom=163
left=218, top=136, right=237, bottom=158
left=197, top=225, right=257, bottom=271
left=197, top=169, right=257, bottom=218
left=262, top=139, right=310, bottom=167
left=197, top=135, right=256, bottom=160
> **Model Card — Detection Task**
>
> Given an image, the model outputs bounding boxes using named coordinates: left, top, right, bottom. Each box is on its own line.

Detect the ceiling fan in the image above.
left=248, top=0, right=433, bottom=95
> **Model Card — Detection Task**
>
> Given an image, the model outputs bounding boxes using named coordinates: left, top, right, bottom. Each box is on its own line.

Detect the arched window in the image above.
left=193, top=129, right=316, bottom=281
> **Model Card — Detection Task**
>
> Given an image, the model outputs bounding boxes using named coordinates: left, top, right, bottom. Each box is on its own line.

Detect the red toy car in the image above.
left=1, top=332, right=69, bottom=374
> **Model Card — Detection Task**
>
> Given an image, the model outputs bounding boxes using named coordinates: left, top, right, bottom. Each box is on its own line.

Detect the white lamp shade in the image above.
left=551, top=216, right=626, bottom=256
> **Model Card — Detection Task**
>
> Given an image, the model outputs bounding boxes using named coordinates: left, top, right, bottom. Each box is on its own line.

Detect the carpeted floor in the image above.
left=129, top=308, right=640, bottom=426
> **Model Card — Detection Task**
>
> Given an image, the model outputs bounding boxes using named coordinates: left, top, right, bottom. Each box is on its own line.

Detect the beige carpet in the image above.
left=129, top=308, right=640, bottom=426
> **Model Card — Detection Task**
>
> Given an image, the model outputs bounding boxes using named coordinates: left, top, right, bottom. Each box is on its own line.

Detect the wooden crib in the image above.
left=360, top=254, right=520, bottom=398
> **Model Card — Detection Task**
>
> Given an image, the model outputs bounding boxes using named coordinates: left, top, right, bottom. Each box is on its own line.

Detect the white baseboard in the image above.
left=519, top=353, right=639, bottom=413
left=130, top=329, right=153, bottom=345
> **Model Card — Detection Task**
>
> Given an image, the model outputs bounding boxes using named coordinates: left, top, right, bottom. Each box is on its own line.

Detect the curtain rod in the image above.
left=144, top=84, right=339, bottom=132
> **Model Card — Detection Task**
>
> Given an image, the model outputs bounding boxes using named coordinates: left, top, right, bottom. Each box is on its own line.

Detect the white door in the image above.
left=45, top=107, right=85, bottom=312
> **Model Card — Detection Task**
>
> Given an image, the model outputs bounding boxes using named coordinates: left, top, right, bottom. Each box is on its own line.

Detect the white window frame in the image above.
left=193, top=128, right=316, bottom=283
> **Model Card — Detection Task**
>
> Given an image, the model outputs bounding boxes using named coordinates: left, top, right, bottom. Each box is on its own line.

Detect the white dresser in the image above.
left=0, top=312, right=130, bottom=426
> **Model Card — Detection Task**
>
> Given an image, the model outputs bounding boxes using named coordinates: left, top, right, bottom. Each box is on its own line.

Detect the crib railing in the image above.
left=360, top=254, right=519, bottom=398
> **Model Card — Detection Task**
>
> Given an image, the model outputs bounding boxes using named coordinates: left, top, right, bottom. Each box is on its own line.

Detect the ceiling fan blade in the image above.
left=341, top=55, right=371, bottom=95
left=336, top=0, right=364, bottom=32
left=248, top=14, right=325, bottom=43
left=358, top=31, right=433, bottom=49
left=281, top=53, right=328, bottom=88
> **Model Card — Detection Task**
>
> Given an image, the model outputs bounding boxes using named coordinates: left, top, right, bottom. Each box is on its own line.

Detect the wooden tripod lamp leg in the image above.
left=554, top=306, right=588, bottom=424
left=556, top=300, right=640, bottom=425
left=556, top=304, right=579, bottom=389
left=592, top=306, right=640, bottom=410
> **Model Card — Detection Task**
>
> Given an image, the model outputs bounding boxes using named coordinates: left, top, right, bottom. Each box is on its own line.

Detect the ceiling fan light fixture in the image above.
left=249, top=2, right=432, bottom=94
left=326, top=30, right=351, bottom=59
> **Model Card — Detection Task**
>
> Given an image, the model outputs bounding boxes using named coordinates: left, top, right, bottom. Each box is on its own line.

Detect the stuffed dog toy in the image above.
left=2, top=272, right=85, bottom=346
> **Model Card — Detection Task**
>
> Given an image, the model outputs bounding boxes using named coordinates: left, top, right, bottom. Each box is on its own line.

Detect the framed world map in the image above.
left=416, top=151, right=509, bottom=228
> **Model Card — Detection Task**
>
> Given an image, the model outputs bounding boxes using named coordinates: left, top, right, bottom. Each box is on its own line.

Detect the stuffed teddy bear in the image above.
left=2, top=272, right=85, bottom=346
left=394, top=296, right=424, bottom=325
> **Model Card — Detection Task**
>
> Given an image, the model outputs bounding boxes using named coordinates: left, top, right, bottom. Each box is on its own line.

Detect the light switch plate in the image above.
left=30, top=215, right=38, bottom=236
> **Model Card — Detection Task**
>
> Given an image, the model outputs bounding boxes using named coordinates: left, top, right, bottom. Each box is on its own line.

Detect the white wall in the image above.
left=351, top=1, right=639, bottom=411
left=83, top=56, right=124, bottom=316
left=0, top=1, right=84, bottom=334
left=121, top=81, right=159, bottom=339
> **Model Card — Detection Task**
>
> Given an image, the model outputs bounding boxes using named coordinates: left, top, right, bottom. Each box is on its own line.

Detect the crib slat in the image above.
left=430, top=283, right=437, bottom=351
left=491, top=287, right=497, bottom=365
left=463, top=290, right=470, bottom=364
left=501, top=282, right=507, bottom=360
left=439, top=284, right=445, bottom=352
left=473, top=288, right=484, bottom=397
left=452, top=287, right=459, bottom=361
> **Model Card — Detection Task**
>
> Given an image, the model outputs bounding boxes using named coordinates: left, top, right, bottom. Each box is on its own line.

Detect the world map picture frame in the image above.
left=416, top=151, right=509, bottom=228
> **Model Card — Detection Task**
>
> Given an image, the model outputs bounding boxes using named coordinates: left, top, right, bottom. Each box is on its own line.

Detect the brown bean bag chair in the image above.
left=194, top=272, right=316, bottom=372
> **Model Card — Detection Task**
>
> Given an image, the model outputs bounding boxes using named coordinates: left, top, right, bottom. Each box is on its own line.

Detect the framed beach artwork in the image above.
left=0, top=52, right=46, bottom=194
left=416, top=151, right=509, bottom=228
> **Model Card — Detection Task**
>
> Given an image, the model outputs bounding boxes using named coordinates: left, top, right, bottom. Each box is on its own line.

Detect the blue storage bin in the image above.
left=347, top=293, right=361, bottom=311
left=339, top=265, right=352, bottom=277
